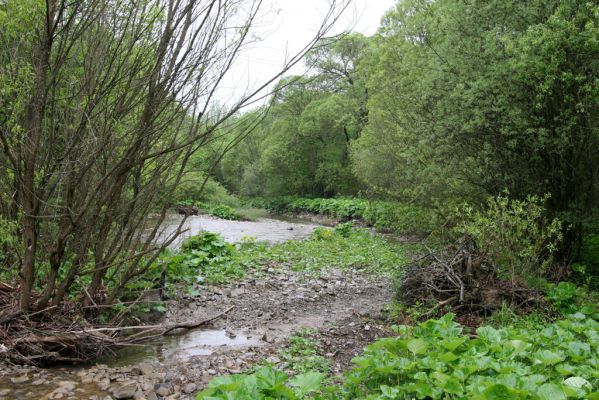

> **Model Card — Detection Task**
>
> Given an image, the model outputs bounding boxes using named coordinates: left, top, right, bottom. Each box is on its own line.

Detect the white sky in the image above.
left=218, top=0, right=396, bottom=105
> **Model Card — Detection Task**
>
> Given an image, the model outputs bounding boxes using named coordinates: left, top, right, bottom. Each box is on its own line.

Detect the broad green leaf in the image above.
left=289, top=371, right=325, bottom=396
left=563, top=376, right=592, bottom=390
left=479, top=384, right=517, bottom=400
left=477, top=326, right=503, bottom=344
left=533, top=350, right=564, bottom=366
left=406, top=338, right=428, bottom=355
left=536, top=383, right=566, bottom=400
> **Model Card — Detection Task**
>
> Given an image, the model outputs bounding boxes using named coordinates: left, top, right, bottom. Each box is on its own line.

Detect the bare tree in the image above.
left=0, top=0, right=350, bottom=311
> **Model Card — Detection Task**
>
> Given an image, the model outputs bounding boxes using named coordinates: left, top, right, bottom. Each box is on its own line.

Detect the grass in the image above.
left=237, top=226, right=409, bottom=277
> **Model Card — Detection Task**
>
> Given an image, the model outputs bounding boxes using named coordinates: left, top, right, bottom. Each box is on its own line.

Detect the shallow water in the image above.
left=104, top=329, right=259, bottom=367
left=0, top=213, right=320, bottom=398
left=154, top=212, right=319, bottom=248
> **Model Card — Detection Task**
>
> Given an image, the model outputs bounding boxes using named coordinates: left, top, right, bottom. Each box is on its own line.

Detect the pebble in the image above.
left=183, top=383, right=197, bottom=394
left=111, top=381, right=137, bottom=399
left=10, top=374, right=29, bottom=384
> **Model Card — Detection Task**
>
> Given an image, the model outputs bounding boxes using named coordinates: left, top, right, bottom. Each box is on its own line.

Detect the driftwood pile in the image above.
left=0, top=282, right=233, bottom=365
left=174, top=205, right=199, bottom=216
left=397, top=237, right=544, bottom=316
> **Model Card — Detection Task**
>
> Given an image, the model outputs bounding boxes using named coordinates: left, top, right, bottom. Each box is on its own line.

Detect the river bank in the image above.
left=1, top=265, right=392, bottom=399
left=0, top=214, right=402, bottom=399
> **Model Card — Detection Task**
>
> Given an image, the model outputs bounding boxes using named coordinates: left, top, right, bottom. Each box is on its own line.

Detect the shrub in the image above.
left=209, top=204, right=241, bottom=220
left=261, top=197, right=435, bottom=236
left=455, top=194, right=563, bottom=282
left=174, top=172, right=240, bottom=207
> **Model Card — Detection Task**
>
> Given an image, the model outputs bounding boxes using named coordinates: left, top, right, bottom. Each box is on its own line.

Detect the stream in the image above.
left=155, top=212, right=320, bottom=249
left=0, top=213, right=322, bottom=400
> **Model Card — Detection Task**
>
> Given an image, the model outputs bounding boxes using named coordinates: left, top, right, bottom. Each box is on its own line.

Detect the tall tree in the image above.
left=0, top=0, right=349, bottom=311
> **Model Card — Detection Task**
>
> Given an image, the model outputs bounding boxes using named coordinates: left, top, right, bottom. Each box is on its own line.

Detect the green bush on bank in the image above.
left=246, top=197, right=435, bottom=236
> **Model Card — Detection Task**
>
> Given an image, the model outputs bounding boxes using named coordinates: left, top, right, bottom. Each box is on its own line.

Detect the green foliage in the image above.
left=350, top=0, right=599, bottom=254
left=197, top=313, right=598, bottom=399
left=196, top=366, right=325, bottom=400
left=0, top=216, right=20, bottom=280
left=260, top=227, right=408, bottom=275
left=209, top=204, right=241, bottom=220
left=340, top=313, right=598, bottom=399
left=257, top=197, right=435, bottom=236
left=546, top=282, right=598, bottom=318
left=455, top=194, right=563, bottom=281
left=150, top=224, right=408, bottom=295
left=174, top=172, right=240, bottom=207
left=576, top=219, right=599, bottom=288
left=278, top=328, right=330, bottom=374
left=165, top=232, right=242, bottom=286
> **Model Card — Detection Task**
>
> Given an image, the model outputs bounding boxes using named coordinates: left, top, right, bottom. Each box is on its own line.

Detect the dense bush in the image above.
left=174, top=172, right=240, bottom=207
left=209, top=205, right=241, bottom=220
left=454, top=194, right=563, bottom=282
left=249, top=197, right=435, bottom=236
left=162, top=232, right=242, bottom=287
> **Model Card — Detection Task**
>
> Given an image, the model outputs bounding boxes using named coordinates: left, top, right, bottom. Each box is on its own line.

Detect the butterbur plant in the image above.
left=196, top=366, right=325, bottom=399
left=343, top=313, right=598, bottom=399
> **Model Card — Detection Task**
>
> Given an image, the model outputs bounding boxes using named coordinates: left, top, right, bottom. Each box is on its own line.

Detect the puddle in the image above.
left=103, top=329, right=259, bottom=367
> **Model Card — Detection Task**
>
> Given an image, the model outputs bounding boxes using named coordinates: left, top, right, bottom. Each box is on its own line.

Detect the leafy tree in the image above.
left=352, top=0, right=599, bottom=254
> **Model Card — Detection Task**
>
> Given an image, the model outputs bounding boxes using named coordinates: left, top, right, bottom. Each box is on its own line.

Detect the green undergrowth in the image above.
left=152, top=225, right=408, bottom=296
left=246, top=197, right=436, bottom=236
left=175, top=200, right=269, bottom=221
left=242, top=225, right=409, bottom=276
left=276, top=328, right=330, bottom=375
left=197, top=312, right=599, bottom=400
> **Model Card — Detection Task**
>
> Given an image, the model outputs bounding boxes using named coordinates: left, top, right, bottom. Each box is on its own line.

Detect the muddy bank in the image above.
left=0, top=265, right=393, bottom=399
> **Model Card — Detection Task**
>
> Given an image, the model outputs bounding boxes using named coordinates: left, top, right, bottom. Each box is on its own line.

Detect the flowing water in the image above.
left=154, top=212, right=319, bottom=248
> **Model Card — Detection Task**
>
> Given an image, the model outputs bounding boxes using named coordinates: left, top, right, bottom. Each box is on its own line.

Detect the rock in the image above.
left=364, top=324, right=371, bottom=331
left=207, top=369, right=217, bottom=376
left=57, top=380, right=77, bottom=391
left=155, top=385, right=171, bottom=397
left=183, top=383, right=197, bottom=394
left=266, top=356, right=280, bottom=364
left=111, top=381, right=138, bottom=399
left=230, top=288, right=245, bottom=297
left=10, top=374, right=28, bottom=384
left=133, top=391, right=145, bottom=400
left=137, top=363, right=153, bottom=376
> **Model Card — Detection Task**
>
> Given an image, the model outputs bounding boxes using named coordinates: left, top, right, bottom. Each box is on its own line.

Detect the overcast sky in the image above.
left=217, top=0, right=396, bottom=105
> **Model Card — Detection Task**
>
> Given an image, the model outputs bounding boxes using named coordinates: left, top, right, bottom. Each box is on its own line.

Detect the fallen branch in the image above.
left=162, top=305, right=234, bottom=335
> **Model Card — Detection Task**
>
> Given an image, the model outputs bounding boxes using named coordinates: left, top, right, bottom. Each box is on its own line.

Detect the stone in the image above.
left=183, top=383, right=197, bottom=394
left=137, top=363, right=153, bottom=376
left=155, top=385, right=170, bottom=397
left=57, top=381, right=77, bottom=391
left=111, top=381, right=138, bottom=399
left=10, top=374, right=29, bottom=384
